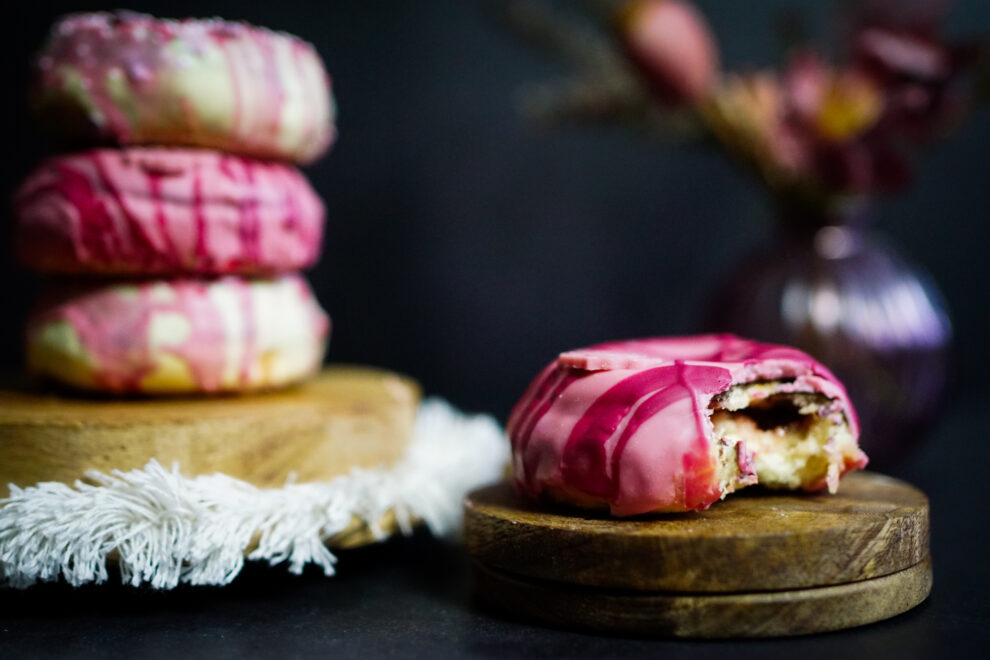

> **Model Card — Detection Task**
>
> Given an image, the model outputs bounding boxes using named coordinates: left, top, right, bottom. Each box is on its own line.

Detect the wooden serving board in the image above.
left=0, top=366, right=419, bottom=497
left=464, top=472, right=931, bottom=637
left=471, top=557, right=932, bottom=638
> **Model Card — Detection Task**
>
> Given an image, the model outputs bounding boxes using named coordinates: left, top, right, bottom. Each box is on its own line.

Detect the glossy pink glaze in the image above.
left=507, top=334, right=868, bottom=516
left=34, top=12, right=335, bottom=163
left=27, top=274, right=329, bottom=393
left=15, top=148, right=324, bottom=275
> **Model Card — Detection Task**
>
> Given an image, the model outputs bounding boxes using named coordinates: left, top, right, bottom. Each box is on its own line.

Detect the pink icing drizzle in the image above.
left=507, top=334, right=867, bottom=515
left=35, top=161, right=122, bottom=265
left=32, top=12, right=334, bottom=163
left=217, top=35, right=243, bottom=136
left=87, top=152, right=160, bottom=262
left=53, top=280, right=228, bottom=391
left=14, top=148, right=324, bottom=275
left=145, top=170, right=180, bottom=266
left=256, top=29, right=285, bottom=136
left=29, top=275, right=327, bottom=393
left=560, top=367, right=681, bottom=498
left=289, top=42, right=315, bottom=147
left=237, top=281, right=256, bottom=385
left=191, top=160, right=209, bottom=269
left=515, top=369, right=582, bottom=484
left=240, top=159, right=260, bottom=266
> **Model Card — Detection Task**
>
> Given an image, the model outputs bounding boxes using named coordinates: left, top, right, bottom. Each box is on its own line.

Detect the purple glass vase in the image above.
left=707, top=203, right=952, bottom=468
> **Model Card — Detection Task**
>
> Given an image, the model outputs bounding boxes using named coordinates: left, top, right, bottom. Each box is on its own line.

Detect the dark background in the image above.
left=1, top=0, right=987, bottom=421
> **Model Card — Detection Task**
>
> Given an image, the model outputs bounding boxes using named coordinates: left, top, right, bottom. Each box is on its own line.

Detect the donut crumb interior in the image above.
left=710, top=382, right=858, bottom=497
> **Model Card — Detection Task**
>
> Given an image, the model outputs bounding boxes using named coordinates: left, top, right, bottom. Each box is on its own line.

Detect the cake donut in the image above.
left=507, top=334, right=868, bottom=515
left=27, top=274, right=329, bottom=394
left=32, top=12, right=335, bottom=164
left=15, top=148, right=324, bottom=275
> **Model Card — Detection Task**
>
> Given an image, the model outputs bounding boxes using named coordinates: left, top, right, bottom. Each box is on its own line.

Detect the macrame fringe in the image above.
left=0, top=398, right=508, bottom=589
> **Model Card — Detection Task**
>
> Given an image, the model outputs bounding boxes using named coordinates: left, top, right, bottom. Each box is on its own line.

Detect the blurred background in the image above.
left=1, top=0, right=987, bottom=432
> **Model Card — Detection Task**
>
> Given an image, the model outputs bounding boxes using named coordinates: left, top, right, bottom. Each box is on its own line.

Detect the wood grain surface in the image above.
left=0, top=366, right=420, bottom=496
left=464, top=472, right=929, bottom=592
left=472, top=556, right=932, bottom=638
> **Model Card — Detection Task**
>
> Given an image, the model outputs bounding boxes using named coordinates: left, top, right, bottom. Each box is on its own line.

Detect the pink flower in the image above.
left=704, top=55, right=907, bottom=196
left=618, top=0, right=719, bottom=105
left=515, top=0, right=984, bottom=201
left=777, top=53, right=907, bottom=193
left=853, top=25, right=974, bottom=144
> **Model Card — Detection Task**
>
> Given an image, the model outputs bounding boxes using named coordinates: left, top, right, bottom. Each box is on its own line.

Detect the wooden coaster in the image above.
left=0, top=366, right=419, bottom=497
left=464, top=473, right=931, bottom=637
left=465, top=473, right=928, bottom=591
left=472, top=556, right=932, bottom=638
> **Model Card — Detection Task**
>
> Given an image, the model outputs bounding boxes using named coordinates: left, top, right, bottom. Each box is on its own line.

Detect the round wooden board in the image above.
left=0, top=366, right=420, bottom=497
left=464, top=472, right=929, bottom=592
left=472, top=556, right=932, bottom=638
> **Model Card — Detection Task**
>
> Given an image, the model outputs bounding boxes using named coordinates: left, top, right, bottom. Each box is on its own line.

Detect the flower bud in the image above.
left=619, top=0, right=719, bottom=105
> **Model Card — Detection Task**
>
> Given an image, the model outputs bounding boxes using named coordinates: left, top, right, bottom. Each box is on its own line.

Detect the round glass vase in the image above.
left=707, top=201, right=952, bottom=468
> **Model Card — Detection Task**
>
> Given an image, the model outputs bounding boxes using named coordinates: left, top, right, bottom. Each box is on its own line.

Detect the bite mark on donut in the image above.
left=710, top=383, right=861, bottom=496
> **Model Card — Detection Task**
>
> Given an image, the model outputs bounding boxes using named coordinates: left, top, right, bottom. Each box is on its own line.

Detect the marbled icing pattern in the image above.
left=507, top=334, right=868, bottom=515
left=27, top=274, right=329, bottom=394
left=32, top=12, right=335, bottom=164
left=15, top=148, right=324, bottom=275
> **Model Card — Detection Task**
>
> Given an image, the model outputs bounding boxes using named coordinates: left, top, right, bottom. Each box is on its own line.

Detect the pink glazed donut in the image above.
left=15, top=148, right=324, bottom=275
left=507, top=334, right=868, bottom=516
left=32, top=12, right=335, bottom=164
left=26, top=274, right=329, bottom=394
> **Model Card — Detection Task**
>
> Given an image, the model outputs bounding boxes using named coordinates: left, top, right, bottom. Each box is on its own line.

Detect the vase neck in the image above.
left=772, top=196, right=873, bottom=236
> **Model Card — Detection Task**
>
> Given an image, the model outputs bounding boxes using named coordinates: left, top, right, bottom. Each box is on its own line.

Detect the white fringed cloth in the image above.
left=0, top=399, right=508, bottom=589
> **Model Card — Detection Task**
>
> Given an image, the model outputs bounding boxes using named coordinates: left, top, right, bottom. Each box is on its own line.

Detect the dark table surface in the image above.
left=1, top=391, right=988, bottom=660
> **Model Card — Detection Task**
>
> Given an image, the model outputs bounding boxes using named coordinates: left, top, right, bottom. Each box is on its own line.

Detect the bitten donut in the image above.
left=32, top=12, right=335, bottom=164
left=507, top=334, right=868, bottom=515
left=15, top=148, right=324, bottom=275
left=27, top=274, right=329, bottom=394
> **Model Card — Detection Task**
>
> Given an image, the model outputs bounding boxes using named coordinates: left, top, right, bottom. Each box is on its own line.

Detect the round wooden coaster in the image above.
left=464, top=472, right=928, bottom=592
left=0, top=366, right=419, bottom=496
left=472, top=556, right=932, bottom=638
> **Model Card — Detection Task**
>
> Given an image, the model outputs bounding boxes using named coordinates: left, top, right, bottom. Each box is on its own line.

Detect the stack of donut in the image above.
left=14, top=12, right=336, bottom=394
